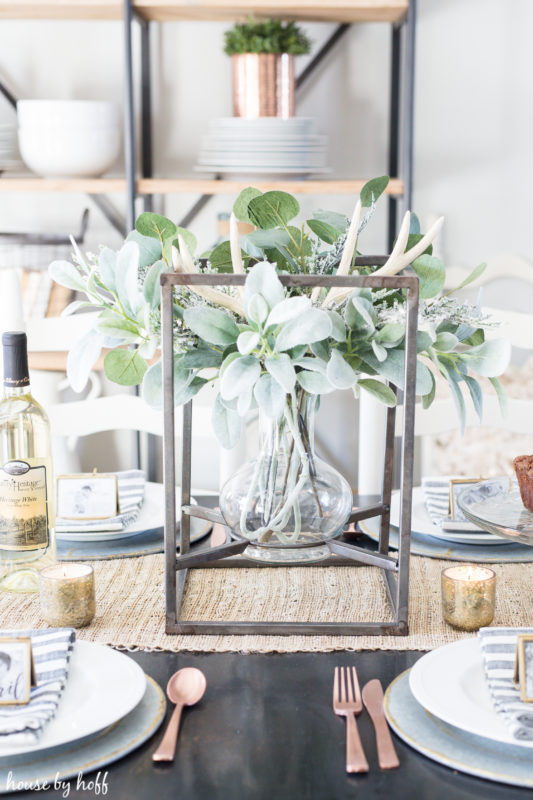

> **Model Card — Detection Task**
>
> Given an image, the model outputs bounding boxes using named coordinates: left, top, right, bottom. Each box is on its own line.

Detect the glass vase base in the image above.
left=244, top=542, right=331, bottom=565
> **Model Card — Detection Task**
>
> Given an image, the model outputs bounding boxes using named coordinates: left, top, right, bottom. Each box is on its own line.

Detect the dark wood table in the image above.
left=18, top=649, right=533, bottom=800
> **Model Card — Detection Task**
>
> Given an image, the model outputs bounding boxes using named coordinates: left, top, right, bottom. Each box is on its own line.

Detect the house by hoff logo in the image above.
left=6, top=771, right=109, bottom=796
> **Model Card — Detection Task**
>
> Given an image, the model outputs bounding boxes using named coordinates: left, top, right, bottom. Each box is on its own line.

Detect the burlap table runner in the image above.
left=1, top=555, right=531, bottom=652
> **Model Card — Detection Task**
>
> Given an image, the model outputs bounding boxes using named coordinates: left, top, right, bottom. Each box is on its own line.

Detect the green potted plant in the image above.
left=223, top=18, right=311, bottom=118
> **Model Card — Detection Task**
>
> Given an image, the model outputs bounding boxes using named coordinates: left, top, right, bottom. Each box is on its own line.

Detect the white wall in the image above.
left=1, top=2, right=531, bottom=486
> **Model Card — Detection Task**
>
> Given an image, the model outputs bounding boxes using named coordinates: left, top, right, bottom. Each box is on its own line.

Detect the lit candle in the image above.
left=39, top=563, right=95, bottom=628
left=441, top=564, right=496, bottom=631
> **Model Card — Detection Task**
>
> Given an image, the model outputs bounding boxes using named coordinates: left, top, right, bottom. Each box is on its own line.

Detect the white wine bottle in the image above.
left=0, top=332, right=56, bottom=592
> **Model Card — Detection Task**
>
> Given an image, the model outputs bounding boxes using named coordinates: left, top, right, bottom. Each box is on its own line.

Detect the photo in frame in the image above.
left=0, top=637, right=35, bottom=705
left=448, top=478, right=484, bottom=522
left=513, top=634, right=533, bottom=702
left=56, top=474, right=119, bottom=520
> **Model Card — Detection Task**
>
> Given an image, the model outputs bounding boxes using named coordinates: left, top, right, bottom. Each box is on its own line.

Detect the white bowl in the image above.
left=18, top=125, right=121, bottom=177
left=17, top=100, right=120, bottom=129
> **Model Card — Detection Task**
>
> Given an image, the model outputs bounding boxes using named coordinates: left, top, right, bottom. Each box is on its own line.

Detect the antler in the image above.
left=316, top=200, right=362, bottom=306
left=323, top=213, right=444, bottom=308
left=229, top=212, right=246, bottom=301
left=177, top=235, right=244, bottom=317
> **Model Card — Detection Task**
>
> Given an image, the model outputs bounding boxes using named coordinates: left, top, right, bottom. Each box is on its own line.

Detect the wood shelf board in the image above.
left=0, top=0, right=408, bottom=22
left=0, top=177, right=404, bottom=196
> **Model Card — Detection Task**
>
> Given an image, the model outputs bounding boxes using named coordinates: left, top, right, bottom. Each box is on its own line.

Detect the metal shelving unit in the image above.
left=0, top=0, right=416, bottom=249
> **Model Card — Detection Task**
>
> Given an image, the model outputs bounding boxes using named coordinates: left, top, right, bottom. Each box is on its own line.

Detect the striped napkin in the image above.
left=0, top=628, right=75, bottom=745
left=421, top=476, right=480, bottom=531
left=479, top=627, right=533, bottom=741
left=56, top=469, right=145, bottom=533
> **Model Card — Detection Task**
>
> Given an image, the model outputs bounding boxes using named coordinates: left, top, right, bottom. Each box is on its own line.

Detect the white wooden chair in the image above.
left=358, top=255, right=533, bottom=492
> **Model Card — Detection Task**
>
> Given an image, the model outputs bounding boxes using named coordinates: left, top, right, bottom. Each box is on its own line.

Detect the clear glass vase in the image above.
left=219, top=389, right=352, bottom=563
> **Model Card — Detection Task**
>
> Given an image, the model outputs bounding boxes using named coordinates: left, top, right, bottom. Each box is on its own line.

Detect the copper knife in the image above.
left=361, top=679, right=400, bottom=770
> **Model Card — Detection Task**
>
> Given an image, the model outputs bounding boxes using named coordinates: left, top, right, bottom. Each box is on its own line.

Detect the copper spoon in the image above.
left=152, top=668, right=206, bottom=762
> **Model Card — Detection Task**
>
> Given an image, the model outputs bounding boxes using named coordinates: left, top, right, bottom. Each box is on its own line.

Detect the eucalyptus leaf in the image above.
left=405, top=233, right=432, bottom=257
left=67, top=329, right=104, bottom=393
left=233, top=187, right=263, bottom=224
left=247, top=293, right=269, bottom=326
left=254, top=373, right=286, bottom=419
left=184, top=306, right=239, bottom=346
left=126, top=230, right=162, bottom=267
left=212, top=393, right=242, bottom=449
left=312, top=209, right=349, bottom=232
left=208, top=240, right=248, bottom=273
left=275, top=309, right=332, bottom=352
left=220, top=355, right=261, bottom=401
left=489, top=376, right=508, bottom=416
left=246, top=228, right=291, bottom=249
left=265, top=354, right=296, bottom=393
left=464, top=375, right=483, bottom=421
left=410, top=213, right=421, bottom=235
left=115, top=241, right=141, bottom=314
left=266, top=296, right=310, bottom=328
left=296, top=370, right=335, bottom=395
left=440, top=361, right=466, bottom=434
left=174, top=376, right=207, bottom=406
left=326, top=310, right=346, bottom=342
left=360, top=176, right=389, bottom=207
left=433, top=331, right=459, bottom=352
left=135, top=212, right=177, bottom=242
left=181, top=346, right=223, bottom=370
left=237, top=330, right=260, bottom=354
left=143, top=259, right=166, bottom=310
left=362, top=348, right=434, bottom=396
left=327, top=349, right=357, bottom=389
left=450, top=262, right=487, bottom=293
left=371, top=340, right=388, bottom=362
left=410, top=254, right=445, bottom=299
left=176, top=227, right=197, bottom=255
left=248, top=191, right=300, bottom=229
left=244, top=262, right=285, bottom=311
left=358, top=379, right=397, bottom=407
left=104, top=348, right=148, bottom=387
left=98, top=247, right=117, bottom=292
left=142, top=357, right=191, bottom=408
left=306, top=219, right=341, bottom=244
left=376, top=323, right=405, bottom=346
left=422, top=371, right=436, bottom=409
left=61, top=300, right=96, bottom=316
left=48, top=260, right=86, bottom=292
left=310, top=340, right=330, bottom=361
left=461, top=338, right=511, bottom=377
left=96, top=315, right=140, bottom=343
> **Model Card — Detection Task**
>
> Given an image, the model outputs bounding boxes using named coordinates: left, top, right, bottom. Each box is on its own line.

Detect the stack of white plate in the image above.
left=0, top=122, right=20, bottom=171
left=0, top=641, right=165, bottom=790
left=410, top=639, right=533, bottom=750
left=195, top=117, right=329, bottom=176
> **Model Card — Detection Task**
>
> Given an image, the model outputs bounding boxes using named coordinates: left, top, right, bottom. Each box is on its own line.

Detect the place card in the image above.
left=56, top=473, right=119, bottom=520
left=0, top=637, right=36, bottom=705
left=513, top=634, right=533, bottom=702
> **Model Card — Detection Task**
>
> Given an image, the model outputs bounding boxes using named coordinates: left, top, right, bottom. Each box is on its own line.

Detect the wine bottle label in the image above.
left=0, top=461, right=49, bottom=551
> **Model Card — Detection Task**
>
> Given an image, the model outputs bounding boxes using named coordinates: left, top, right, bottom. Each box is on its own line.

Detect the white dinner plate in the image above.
left=409, top=638, right=533, bottom=749
left=0, top=640, right=146, bottom=757
left=389, top=487, right=509, bottom=545
left=56, top=482, right=211, bottom=543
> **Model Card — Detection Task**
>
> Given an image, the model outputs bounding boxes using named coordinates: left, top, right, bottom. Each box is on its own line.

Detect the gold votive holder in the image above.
left=39, top=563, right=95, bottom=628
left=441, top=564, right=496, bottom=631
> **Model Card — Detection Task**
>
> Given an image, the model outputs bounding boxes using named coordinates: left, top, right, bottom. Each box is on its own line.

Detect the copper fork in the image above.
left=333, top=666, right=369, bottom=774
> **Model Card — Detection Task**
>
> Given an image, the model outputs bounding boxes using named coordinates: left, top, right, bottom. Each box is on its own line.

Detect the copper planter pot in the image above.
left=232, top=53, right=295, bottom=119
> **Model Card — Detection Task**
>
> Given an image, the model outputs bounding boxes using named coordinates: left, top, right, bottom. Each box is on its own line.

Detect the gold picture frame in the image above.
left=448, top=478, right=484, bottom=521
left=56, top=473, right=120, bottom=520
left=513, top=634, right=533, bottom=703
left=0, top=637, right=35, bottom=705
